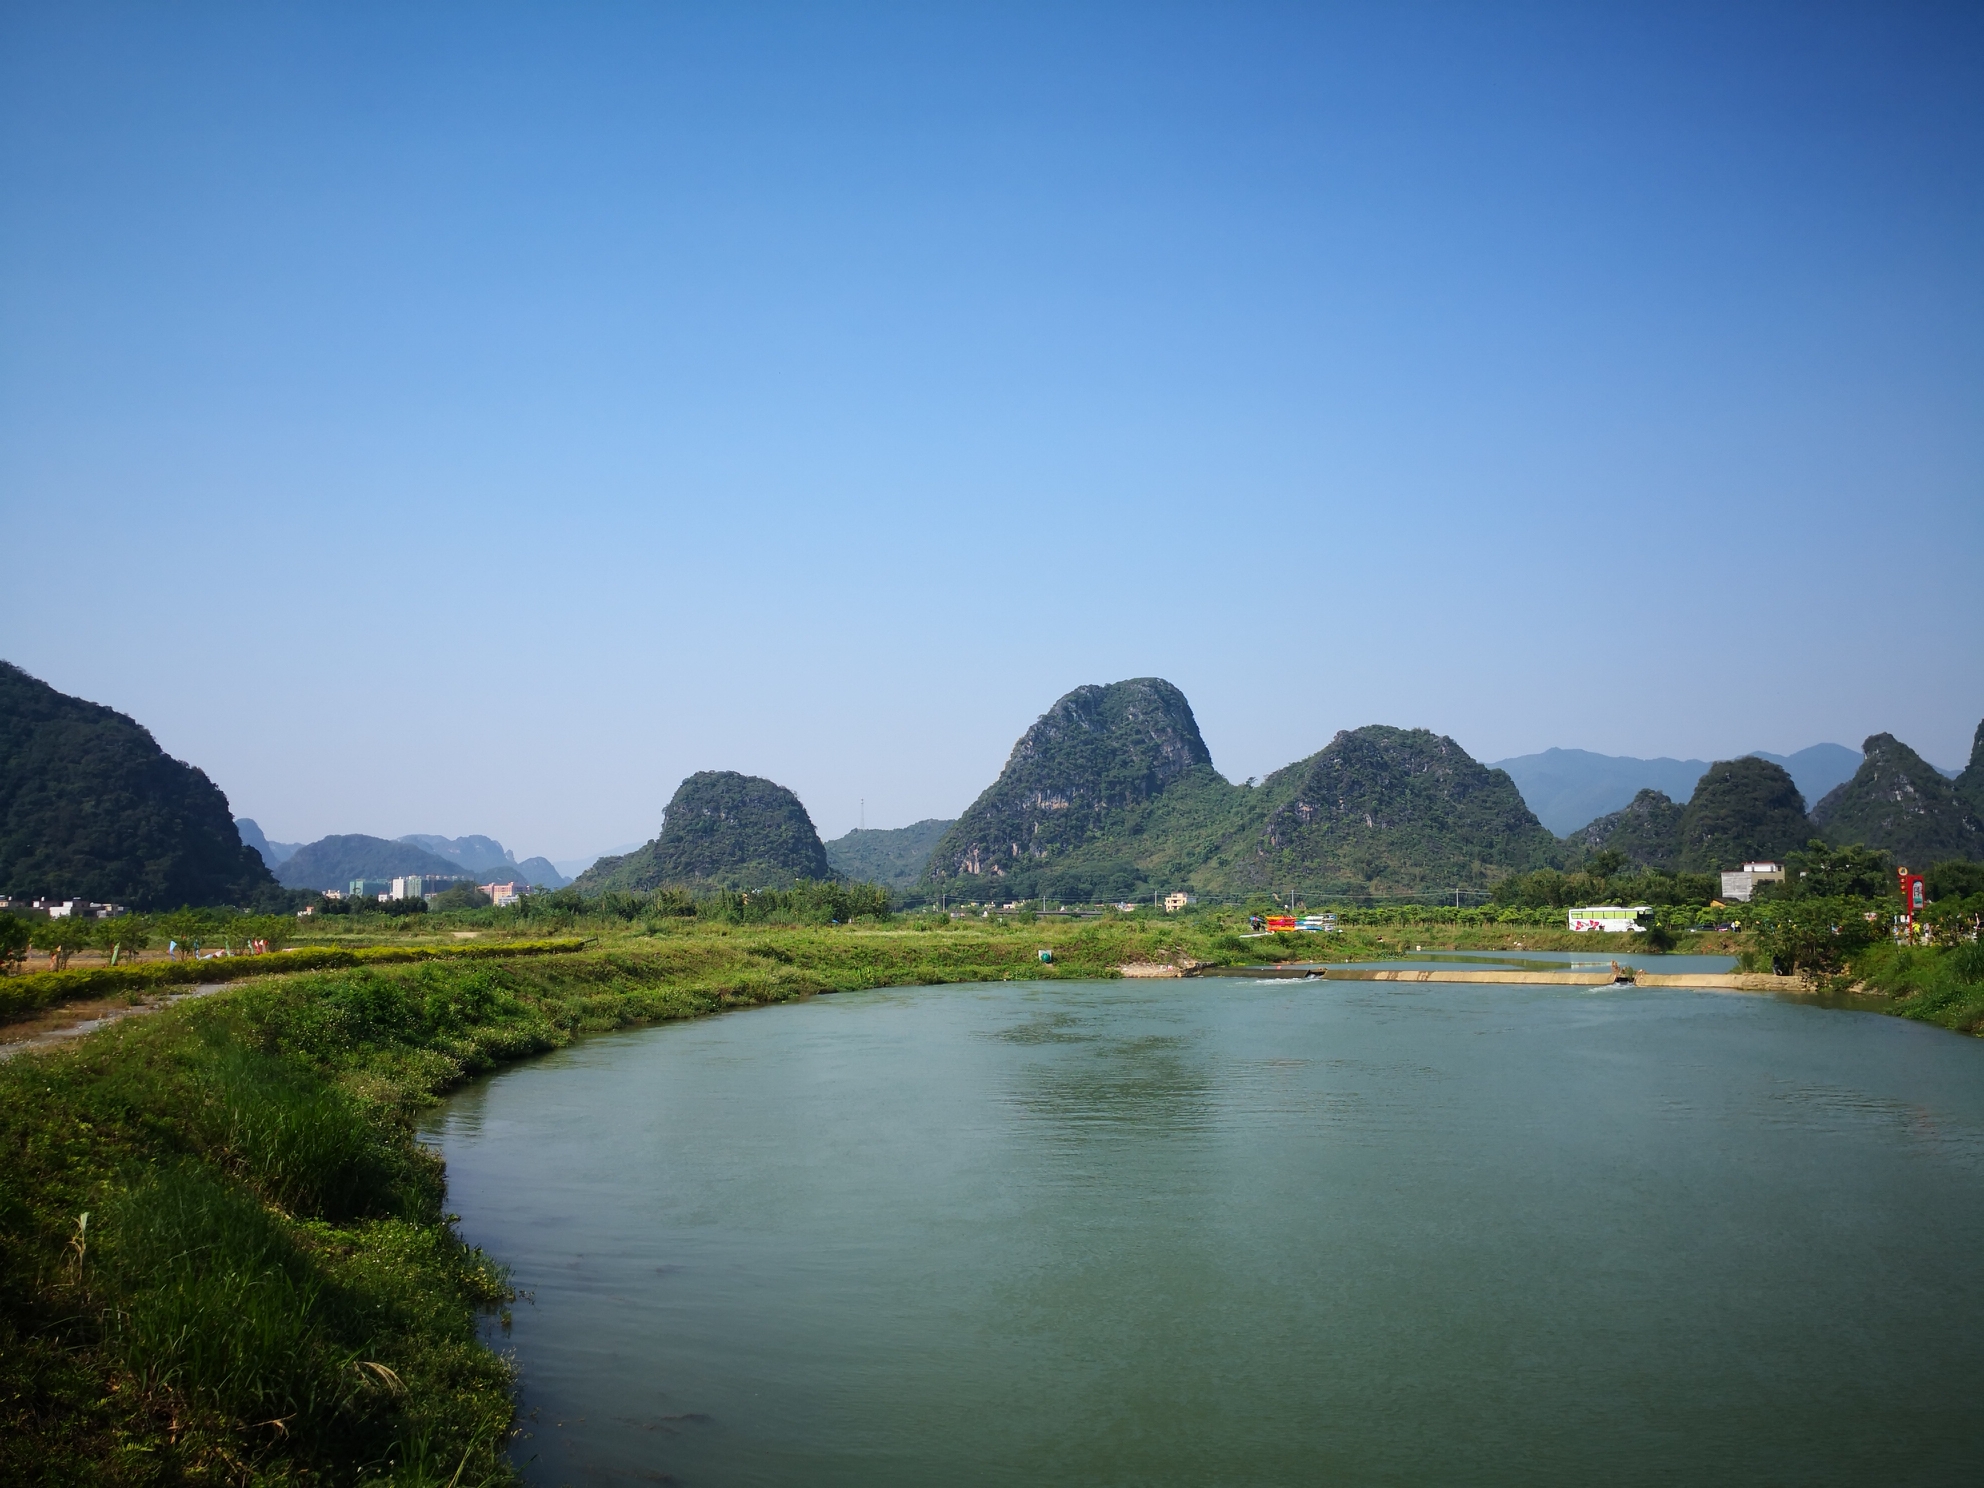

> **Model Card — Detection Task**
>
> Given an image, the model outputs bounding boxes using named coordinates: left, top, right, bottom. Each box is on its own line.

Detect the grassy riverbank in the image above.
left=0, top=940, right=592, bottom=1021
left=5, top=914, right=1976, bottom=1484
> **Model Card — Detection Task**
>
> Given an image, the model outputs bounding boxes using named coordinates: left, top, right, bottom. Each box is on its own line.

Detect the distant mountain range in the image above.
left=275, top=836, right=475, bottom=892
left=1490, top=745, right=1866, bottom=836
left=234, top=818, right=302, bottom=866
left=5, top=658, right=1978, bottom=910
left=240, top=825, right=569, bottom=890
left=1569, top=727, right=1984, bottom=872
left=567, top=690, right=1984, bottom=901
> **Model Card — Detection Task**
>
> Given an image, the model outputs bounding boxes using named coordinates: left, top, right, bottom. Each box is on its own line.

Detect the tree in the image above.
left=101, top=916, right=151, bottom=961
left=1922, top=895, right=1984, bottom=948
left=34, top=914, right=96, bottom=970
left=0, top=913, right=30, bottom=971
left=428, top=882, right=493, bottom=912
left=1777, top=840, right=1893, bottom=900
left=1635, top=910, right=1678, bottom=952
left=1927, top=861, right=1984, bottom=902
left=226, top=914, right=293, bottom=952
left=1749, top=897, right=1887, bottom=979
left=152, top=909, right=210, bottom=959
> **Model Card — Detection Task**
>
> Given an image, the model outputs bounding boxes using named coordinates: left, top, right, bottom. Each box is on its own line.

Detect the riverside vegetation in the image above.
left=6, top=891, right=1984, bottom=1484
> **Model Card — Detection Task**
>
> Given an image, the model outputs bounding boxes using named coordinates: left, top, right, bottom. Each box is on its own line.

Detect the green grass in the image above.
left=1847, top=941, right=1984, bottom=1035
left=0, top=939, right=591, bottom=1021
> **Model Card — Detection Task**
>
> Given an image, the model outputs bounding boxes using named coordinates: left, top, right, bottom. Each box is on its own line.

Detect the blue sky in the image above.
left=3, top=2, right=1979, bottom=861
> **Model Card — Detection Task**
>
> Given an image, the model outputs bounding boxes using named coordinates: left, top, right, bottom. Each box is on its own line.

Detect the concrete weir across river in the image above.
left=1122, top=955, right=1807, bottom=994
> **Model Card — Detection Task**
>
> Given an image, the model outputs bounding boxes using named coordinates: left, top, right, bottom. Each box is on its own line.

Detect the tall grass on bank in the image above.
left=0, top=938, right=590, bottom=1022
left=0, top=961, right=569, bottom=1484
left=1850, top=941, right=1984, bottom=1035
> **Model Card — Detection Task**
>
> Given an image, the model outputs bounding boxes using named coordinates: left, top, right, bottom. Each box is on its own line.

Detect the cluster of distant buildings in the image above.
left=0, top=896, right=126, bottom=919
left=319, top=876, right=529, bottom=907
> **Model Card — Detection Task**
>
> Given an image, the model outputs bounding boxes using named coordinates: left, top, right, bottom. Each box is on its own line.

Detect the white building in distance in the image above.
left=1718, top=862, right=1786, bottom=902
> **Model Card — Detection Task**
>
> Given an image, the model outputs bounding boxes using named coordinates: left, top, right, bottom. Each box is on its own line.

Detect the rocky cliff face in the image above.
left=926, top=679, right=1216, bottom=887
left=1813, top=733, right=1984, bottom=864
left=1247, top=726, right=1557, bottom=893
left=577, top=770, right=831, bottom=892
left=0, top=660, right=276, bottom=908
left=925, top=688, right=1584, bottom=900
left=1956, top=719, right=1984, bottom=825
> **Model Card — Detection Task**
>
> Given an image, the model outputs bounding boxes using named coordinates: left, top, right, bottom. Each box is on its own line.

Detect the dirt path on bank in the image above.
left=0, top=982, right=229, bottom=1061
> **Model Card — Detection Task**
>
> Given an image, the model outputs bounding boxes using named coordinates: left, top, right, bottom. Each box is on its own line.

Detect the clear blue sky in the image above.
left=3, top=2, right=1979, bottom=861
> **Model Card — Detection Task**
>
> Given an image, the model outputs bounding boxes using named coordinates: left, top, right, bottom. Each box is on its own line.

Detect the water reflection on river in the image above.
left=425, top=978, right=1984, bottom=1486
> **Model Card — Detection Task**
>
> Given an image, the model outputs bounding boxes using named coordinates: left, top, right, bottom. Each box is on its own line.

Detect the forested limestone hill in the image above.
left=927, top=679, right=1213, bottom=886
left=1563, top=788, right=1687, bottom=870
left=1674, top=757, right=1808, bottom=872
left=1247, top=727, right=1558, bottom=895
left=577, top=771, right=831, bottom=892
left=1491, top=744, right=1862, bottom=836
left=1813, top=733, right=1984, bottom=864
left=1565, top=727, right=1984, bottom=873
left=0, top=661, right=276, bottom=908
left=1568, top=757, right=1810, bottom=873
left=920, top=680, right=1559, bottom=901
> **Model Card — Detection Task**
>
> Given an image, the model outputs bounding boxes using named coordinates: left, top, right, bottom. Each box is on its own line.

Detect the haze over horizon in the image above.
left=3, top=3, right=1979, bottom=859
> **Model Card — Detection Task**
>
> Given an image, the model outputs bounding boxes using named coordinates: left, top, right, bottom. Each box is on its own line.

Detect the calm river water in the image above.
left=425, top=978, right=1984, bottom=1486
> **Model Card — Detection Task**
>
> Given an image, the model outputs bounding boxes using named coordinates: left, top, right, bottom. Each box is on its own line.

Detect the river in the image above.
left=424, top=976, right=1984, bottom=1485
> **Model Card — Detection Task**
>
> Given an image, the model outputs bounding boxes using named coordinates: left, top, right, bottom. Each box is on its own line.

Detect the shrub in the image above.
left=1748, top=897, right=1888, bottom=978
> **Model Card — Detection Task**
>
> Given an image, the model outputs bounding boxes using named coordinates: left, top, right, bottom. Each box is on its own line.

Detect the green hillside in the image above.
left=275, top=835, right=476, bottom=892
left=0, top=660, right=276, bottom=909
left=825, top=819, right=954, bottom=889
left=922, top=680, right=1561, bottom=901
left=1813, top=732, right=1984, bottom=864
left=577, top=771, right=831, bottom=892
left=1239, top=727, right=1559, bottom=897
left=927, top=679, right=1215, bottom=886
left=1564, top=787, right=1687, bottom=870
left=1565, top=764, right=1811, bottom=875
left=1560, top=738, right=1984, bottom=875
left=1674, top=757, right=1810, bottom=871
